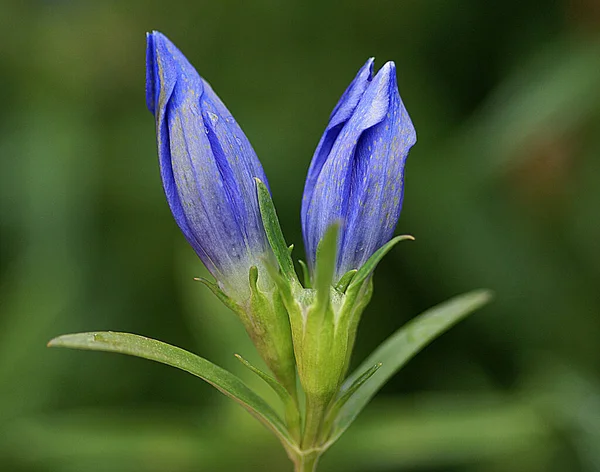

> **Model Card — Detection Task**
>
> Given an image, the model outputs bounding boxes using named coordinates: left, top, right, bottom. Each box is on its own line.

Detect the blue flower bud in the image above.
left=146, top=32, right=272, bottom=299
left=302, top=59, right=416, bottom=282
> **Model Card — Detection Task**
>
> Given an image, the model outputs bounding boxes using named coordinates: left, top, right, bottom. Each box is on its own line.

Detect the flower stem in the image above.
left=285, top=394, right=302, bottom=444
left=302, top=393, right=327, bottom=449
left=293, top=451, right=320, bottom=472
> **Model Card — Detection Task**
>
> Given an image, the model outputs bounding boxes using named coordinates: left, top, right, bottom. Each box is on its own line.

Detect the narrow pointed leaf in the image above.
left=234, top=353, right=294, bottom=406
left=327, top=289, right=493, bottom=445
left=255, top=178, right=297, bottom=282
left=322, top=363, right=382, bottom=438
left=332, top=362, right=382, bottom=412
left=235, top=353, right=302, bottom=442
left=48, top=332, right=297, bottom=449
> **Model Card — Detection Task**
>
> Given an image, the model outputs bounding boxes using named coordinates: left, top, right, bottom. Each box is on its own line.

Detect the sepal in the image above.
left=296, top=224, right=347, bottom=402
left=195, top=268, right=296, bottom=397
left=298, top=259, right=311, bottom=288
left=313, top=223, right=339, bottom=315
left=335, top=269, right=357, bottom=293
left=291, top=229, right=412, bottom=448
left=193, top=277, right=242, bottom=318
left=261, top=258, right=304, bottom=331
left=246, top=266, right=297, bottom=396
left=255, top=178, right=298, bottom=285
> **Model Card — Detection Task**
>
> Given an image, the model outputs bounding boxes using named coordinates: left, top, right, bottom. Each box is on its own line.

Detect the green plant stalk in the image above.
left=293, top=450, right=321, bottom=472
left=47, top=283, right=492, bottom=472
left=302, top=393, right=328, bottom=450
left=285, top=397, right=302, bottom=444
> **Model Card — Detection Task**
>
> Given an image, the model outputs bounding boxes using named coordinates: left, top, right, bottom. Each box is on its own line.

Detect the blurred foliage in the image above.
left=1, top=0, right=600, bottom=471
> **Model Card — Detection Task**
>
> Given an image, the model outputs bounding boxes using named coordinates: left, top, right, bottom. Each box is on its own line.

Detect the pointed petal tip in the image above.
left=145, top=33, right=158, bottom=113
left=147, top=30, right=169, bottom=44
left=145, top=31, right=205, bottom=116
left=374, top=60, right=396, bottom=84
left=345, top=60, right=395, bottom=130
left=145, top=31, right=179, bottom=114
left=359, top=57, right=375, bottom=80
left=145, top=31, right=170, bottom=60
left=328, top=57, right=378, bottom=129
left=364, top=57, right=375, bottom=76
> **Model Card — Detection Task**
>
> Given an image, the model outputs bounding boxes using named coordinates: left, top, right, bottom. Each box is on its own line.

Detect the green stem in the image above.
left=285, top=394, right=302, bottom=444
left=293, top=451, right=320, bottom=472
left=302, top=394, right=327, bottom=448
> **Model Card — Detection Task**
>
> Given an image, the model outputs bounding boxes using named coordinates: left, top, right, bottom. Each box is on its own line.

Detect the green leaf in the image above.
left=255, top=178, right=297, bottom=282
left=325, top=393, right=550, bottom=469
left=47, top=332, right=298, bottom=450
left=234, top=353, right=294, bottom=407
left=235, top=353, right=302, bottom=442
left=327, top=289, right=493, bottom=445
left=331, top=363, right=382, bottom=414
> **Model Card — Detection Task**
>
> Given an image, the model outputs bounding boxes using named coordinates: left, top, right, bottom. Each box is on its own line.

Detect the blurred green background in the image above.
left=1, top=0, right=600, bottom=471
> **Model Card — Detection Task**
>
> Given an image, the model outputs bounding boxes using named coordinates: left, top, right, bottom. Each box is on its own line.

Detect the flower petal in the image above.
left=301, top=59, right=374, bottom=240
left=337, top=62, right=416, bottom=276
left=147, top=32, right=271, bottom=296
left=302, top=60, right=416, bottom=280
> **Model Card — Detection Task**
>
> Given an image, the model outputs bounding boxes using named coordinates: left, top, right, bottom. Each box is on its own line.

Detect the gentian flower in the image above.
left=50, top=39, right=492, bottom=470
left=301, top=59, right=417, bottom=282
left=146, top=32, right=297, bottom=396
left=146, top=31, right=272, bottom=300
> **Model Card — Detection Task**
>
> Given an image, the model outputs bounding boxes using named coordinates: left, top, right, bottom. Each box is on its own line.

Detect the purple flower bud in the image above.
left=302, top=59, right=417, bottom=281
left=146, top=32, right=271, bottom=298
